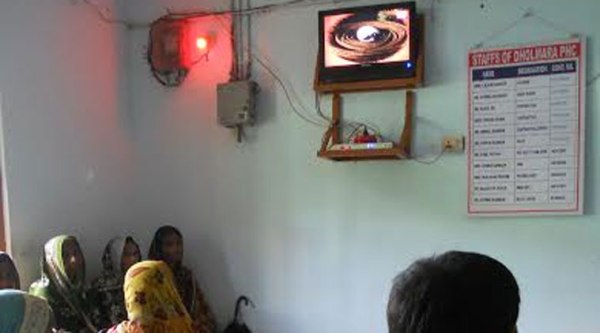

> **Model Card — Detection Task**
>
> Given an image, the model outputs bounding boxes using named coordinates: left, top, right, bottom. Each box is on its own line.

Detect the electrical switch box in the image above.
left=217, top=80, right=258, bottom=128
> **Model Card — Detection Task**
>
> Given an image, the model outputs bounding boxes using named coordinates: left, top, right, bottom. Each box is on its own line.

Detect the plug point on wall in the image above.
left=442, top=135, right=465, bottom=152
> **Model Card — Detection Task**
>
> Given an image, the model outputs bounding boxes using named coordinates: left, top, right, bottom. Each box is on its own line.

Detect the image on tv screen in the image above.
left=323, top=8, right=411, bottom=68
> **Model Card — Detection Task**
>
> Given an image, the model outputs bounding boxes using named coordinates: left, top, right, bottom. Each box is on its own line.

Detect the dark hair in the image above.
left=387, top=251, right=520, bottom=333
left=0, top=252, right=20, bottom=289
left=124, top=236, right=139, bottom=249
left=147, top=225, right=183, bottom=261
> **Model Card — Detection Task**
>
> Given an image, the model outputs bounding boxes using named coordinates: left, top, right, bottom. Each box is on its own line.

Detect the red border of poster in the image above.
left=467, top=39, right=585, bottom=216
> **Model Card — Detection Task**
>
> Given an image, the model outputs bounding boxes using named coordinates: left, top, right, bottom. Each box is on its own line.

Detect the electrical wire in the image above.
left=344, top=124, right=366, bottom=142
left=229, top=0, right=239, bottom=81
left=313, top=92, right=329, bottom=122
left=587, top=72, right=600, bottom=88
left=425, top=0, right=437, bottom=22
left=473, top=6, right=580, bottom=49
left=411, top=147, right=447, bottom=165
left=167, top=0, right=365, bottom=19
left=314, top=92, right=383, bottom=141
left=236, top=0, right=244, bottom=80
left=529, top=10, right=578, bottom=37
left=252, top=55, right=326, bottom=127
left=246, top=0, right=253, bottom=80
left=146, top=19, right=189, bottom=87
left=81, top=0, right=145, bottom=28
left=212, top=14, right=328, bottom=127
left=83, top=0, right=366, bottom=28
left=472, top=10, right=531, bottom=49
left=144, top=0, right=446, bottom=154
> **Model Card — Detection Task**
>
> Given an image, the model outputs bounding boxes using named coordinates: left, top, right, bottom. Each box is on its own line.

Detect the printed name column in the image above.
left=472, top=70, right=515, bottom=205
left=549, top=61, right=578, bottom=204
left=514, top=65, right=551, bottom=204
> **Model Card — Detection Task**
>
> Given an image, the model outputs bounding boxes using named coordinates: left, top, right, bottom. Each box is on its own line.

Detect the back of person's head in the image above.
left=0, top=289, right=54, bottom=333
left=0, top=252, right=20, bottom=290
left=122, top=261, right=193, bottom=332
left=387, top=251, right=520, bottom=333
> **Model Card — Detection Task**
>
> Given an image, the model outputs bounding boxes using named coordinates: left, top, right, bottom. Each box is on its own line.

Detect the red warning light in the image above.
left=196, top=37, right=208, bottom=50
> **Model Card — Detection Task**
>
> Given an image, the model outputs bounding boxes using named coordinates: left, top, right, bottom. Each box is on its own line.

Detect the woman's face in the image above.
left=161, top=232, right=183, bottom=266
left=61, top=239, right=85, bottom=283
left=121, top=240, right=141, bottom=273
left=0, top=261, right=18, bottom=289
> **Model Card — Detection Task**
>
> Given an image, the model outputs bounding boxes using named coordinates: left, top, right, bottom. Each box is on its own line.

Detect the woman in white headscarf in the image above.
left=29, top=235, right=95, bottom=332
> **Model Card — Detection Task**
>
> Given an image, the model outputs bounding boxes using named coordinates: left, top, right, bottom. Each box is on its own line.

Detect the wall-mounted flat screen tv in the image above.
left=317, top=1, right=419, bottom=88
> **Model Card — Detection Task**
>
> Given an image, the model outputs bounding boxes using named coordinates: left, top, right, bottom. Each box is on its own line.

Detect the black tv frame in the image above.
left=317, top=1, right=418, bottom=86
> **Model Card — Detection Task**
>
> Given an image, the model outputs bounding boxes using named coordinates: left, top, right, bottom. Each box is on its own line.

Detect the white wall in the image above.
left=0, top=0, right=136, bottom=285
left=127, top=0, right=600, bottom=332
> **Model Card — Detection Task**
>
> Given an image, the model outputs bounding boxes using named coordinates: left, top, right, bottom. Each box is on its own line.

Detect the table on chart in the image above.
left=468, top=39, right=585, bottom=216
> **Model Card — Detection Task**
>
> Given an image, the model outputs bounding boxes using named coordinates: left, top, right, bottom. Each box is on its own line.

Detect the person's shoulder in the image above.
left=29, top=278, right=44, bottom=289
left=90, top=272, right=119, bottom=288
left=104, top=322, right=126, bottom=333
left=89, top=276, right=103, bottom=289
left=29, top=278, right=50, bottom=295
left=181, top=265, right=193, bottom=274
left=178, top=265, right=196, bottom=282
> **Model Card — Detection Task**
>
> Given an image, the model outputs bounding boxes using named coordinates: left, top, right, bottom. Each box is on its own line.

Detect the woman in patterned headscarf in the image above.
left=29, top=235, right=96, bottom=332
left=148, top=226, right=216, bottom=333
left=90, top=236, right=142, bottom=330
left=0, top=289, right=54, bottom=333
left=105, top=260, right=194, bottom=333
left=0, top=252, right=20, bottom=290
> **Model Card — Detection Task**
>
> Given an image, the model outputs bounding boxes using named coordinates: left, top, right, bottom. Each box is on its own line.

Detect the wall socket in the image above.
left=442, top=135, right=465, bottom=152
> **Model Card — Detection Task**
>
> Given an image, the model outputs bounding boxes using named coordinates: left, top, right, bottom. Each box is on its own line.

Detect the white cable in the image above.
left=214, top=15, right=327, bottom=127
left=411, top=148, right=447, bottom=165
left=472, top=7, right=579, bottom=49
left=472, top=10, right=530, bottom=49
left=252, top=56, right=326, bottom=127
left=88, top=0, right=365, bottom=28
left=80, top=0, right=131, bottom=26
left=587, top=73, right=600, bottom=88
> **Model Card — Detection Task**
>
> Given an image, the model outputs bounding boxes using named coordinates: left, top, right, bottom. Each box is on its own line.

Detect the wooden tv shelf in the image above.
left=314, top=16, right=423, bottom=161
left=317, top=91, right=414, bottom=162
left=318, top=147, right=409, bottom=161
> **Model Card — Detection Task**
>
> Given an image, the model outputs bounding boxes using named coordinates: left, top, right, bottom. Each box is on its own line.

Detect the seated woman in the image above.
left=0, top=252, right=20, bottom=290
left=90, top=236, right=142, bottom=330
left=148, top=226, right=216, bottom=333
left=0, top=289, right=54, bottom=333
left=29, top=235, right=96, bottom=332
left=105, top=260, right=194, bottom=333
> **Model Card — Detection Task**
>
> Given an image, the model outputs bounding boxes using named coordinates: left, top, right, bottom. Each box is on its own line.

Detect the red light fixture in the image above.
left=148, top=17, right=215, bottom=86
left=196, top=37, right=209, bottom=51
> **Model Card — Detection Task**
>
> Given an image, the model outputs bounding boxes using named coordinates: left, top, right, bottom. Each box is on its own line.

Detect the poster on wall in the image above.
left=467, top=39, right=585, bottom=216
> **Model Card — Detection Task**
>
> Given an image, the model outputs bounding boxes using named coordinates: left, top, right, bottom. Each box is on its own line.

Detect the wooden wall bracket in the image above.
left=317, top=90, right=414, bottom=161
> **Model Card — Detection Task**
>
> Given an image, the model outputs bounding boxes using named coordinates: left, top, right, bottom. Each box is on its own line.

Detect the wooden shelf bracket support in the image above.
left=318, top=90, right=414, bottom=161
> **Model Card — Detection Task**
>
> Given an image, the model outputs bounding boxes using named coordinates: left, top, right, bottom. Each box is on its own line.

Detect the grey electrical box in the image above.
left=217, top=80, right=258, bottom=128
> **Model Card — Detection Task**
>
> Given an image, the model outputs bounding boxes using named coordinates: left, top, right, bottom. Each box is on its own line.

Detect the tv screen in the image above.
left=317, top=2, right=418, bottom=87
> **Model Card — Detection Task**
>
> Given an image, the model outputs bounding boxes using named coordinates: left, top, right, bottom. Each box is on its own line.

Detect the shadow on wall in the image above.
left=242, top=67, right=280, bottom=145
left=412, top=115, right=449, bottom=157
left=584, top=35, right=597, bottom=215
left=116, top=24, right=136, bottom=142
left=192, top=233, right=238, bottom=329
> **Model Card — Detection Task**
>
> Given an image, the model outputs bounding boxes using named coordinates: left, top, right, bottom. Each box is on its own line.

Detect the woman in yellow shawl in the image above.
left=105, top=261, right=194, bottom=333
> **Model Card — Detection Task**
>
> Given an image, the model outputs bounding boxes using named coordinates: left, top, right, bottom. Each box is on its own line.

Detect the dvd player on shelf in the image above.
left=329, top=142, right=394, bottom=151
